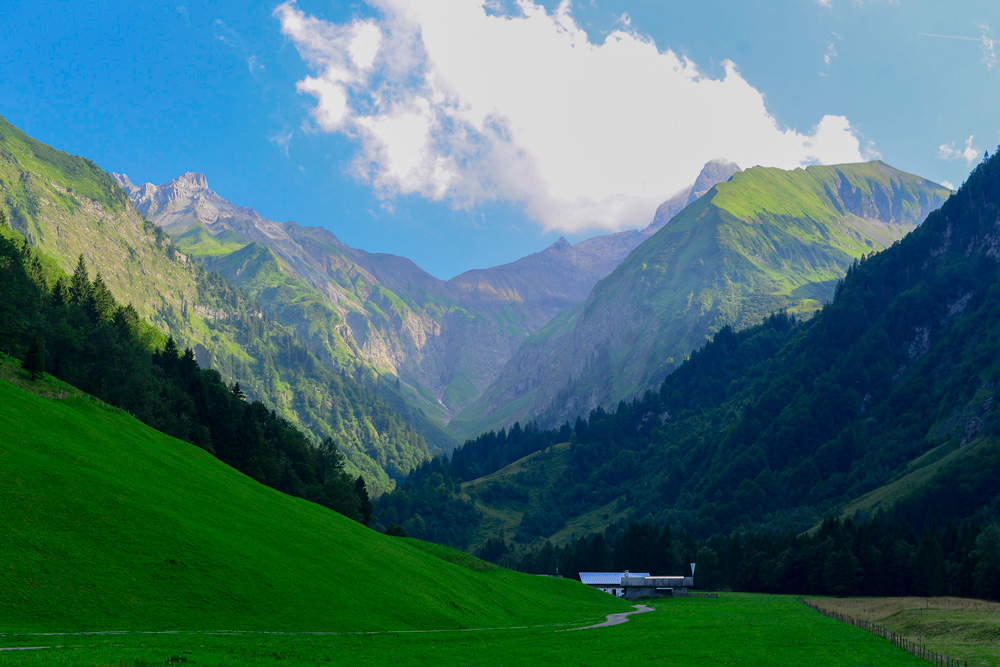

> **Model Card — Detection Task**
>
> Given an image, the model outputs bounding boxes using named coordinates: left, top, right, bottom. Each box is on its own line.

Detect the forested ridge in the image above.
left=0, top=115, right=446, bottom=493
left=381, top=150, right=1000, bottom=589
left=496, top=514, right=1000, bottom=601
left=0, top=215, right=377, bottom=523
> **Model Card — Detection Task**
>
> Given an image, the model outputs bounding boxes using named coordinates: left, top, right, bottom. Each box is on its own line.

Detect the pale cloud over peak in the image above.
left=276, top=0, right=867, bottom=233
left=939, top=135, right=981, bottom=165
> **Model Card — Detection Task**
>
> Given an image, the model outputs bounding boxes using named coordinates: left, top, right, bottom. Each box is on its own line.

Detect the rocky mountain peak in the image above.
left=648, top=159, right=742, bottom=231
left=547, top=236, right=571, bottom=251
left=688, top=159, right=741, bottom=205
left=176, top=172, right=210, bottom=190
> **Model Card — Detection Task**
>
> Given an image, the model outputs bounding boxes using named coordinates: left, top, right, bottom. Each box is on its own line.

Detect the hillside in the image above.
left=452, top=161, right=951, bottom=438
left=0, top=375, right=622, bottom=632
left=0, top=115, right=446, bottom=492
left=385, top=154, right=1000, bottom=550
left=115, top=162, right=738, bottom=417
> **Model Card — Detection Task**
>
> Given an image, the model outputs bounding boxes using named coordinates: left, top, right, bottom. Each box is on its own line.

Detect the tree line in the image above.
left=488, top=513, right=1000, bottom=601
left=0, top=217, right=374, bottom=524
left=380, top=149, right=1000, bottom=578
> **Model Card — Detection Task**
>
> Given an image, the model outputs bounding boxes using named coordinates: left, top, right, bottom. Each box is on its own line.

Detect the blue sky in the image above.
left=2, top=0, right=998, bottom=279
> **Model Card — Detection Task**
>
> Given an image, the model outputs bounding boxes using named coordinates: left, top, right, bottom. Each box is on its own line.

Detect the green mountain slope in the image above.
left=453, top=161, right=950, bottom=439
left=116, top=163, right=740, bottom=420
left=385, top=155, right=1000, bottom=550
left=0, top=115, right=443, bottom=492
left=0, top=375, right=621, bottom=632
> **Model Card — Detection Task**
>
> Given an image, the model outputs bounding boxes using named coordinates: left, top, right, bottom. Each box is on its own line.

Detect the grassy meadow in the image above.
left=808, top=597, right=1000, bottom=667
left=0, top=375, right=622, bottom=633
left=0, top=595, right=931, bottom=666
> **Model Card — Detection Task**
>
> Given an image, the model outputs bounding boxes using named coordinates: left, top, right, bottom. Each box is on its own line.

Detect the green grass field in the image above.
left=0, top=375, right=622, bottom=634
left=0, top=595, right=930, bottom=666
left=808, top=597, right=1000, bottom=667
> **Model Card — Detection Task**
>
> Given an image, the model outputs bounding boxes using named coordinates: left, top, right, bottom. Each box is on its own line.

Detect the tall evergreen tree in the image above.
left=68, top=254, right=91, bottom=306
left=23, top=338, right=45, bottom=381
left=355, top=475, right=375, bottom=526
left=90, top=272, right=115, bottom=323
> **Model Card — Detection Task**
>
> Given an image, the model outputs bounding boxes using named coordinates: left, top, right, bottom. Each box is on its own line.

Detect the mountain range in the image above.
left=451, top=161, right=951, bottom=438
left=112, top=160, right=742, bottom=421
left=385, top=153, right=1000, bottom=553
left=0, top=115, right=441, bottom=493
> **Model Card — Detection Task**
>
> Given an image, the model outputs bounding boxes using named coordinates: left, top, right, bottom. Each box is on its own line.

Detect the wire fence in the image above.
left=800, top=598, right=969, bottom=667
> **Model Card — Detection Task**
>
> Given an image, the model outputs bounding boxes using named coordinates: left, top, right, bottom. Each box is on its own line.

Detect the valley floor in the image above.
left=806, top=597, right=1000, bottom=667
left=0, top=595, right=930, bottom=666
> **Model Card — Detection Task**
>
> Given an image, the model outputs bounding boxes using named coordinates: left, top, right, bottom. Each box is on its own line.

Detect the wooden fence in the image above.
left=799, top=598, right=968, bottom=667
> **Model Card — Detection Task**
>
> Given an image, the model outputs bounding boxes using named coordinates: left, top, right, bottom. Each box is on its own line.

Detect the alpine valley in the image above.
left=6, top=116, right=1000, bottom=664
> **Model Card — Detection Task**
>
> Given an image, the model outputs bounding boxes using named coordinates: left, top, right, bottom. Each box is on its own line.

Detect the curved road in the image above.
left=565, top=604, right=654, bottom=631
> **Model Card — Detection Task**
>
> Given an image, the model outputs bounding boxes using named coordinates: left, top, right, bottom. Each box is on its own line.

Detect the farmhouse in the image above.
left=579, top=571, right=649, bottom=597
left=620, top=575, right=694, bottom=599
left=579, top=568, right=695, bottom=598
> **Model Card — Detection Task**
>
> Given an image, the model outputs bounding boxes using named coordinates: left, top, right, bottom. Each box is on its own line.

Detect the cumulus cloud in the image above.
left=275, top=0, right=867, bottom=232
left=939, top=135, right=981, bottom=165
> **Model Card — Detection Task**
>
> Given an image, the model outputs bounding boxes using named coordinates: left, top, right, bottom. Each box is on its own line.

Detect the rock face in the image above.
left=115, top=162, right=739, bottom=418
left=449, top=161, right=952, bottom=439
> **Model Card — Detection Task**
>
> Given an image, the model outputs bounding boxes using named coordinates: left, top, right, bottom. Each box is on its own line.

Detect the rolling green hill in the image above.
left=0, top=115, right=449, bottom=492
left=0, top=374, right=622, bottom=632
left=453, top=161, right=951, bottom=439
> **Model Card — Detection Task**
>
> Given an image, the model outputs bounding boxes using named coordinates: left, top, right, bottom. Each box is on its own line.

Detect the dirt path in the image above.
left=564, top=604, right=654, bottom=631
left=0, top=606, right=655, bottom=650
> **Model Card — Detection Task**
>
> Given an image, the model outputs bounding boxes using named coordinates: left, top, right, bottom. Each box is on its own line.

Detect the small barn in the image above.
left=579, top=571, right=649, bottom=597
left=621, top=575, right=694, bottom=599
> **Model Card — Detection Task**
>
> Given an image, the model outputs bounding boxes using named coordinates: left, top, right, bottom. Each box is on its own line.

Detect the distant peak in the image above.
left=111, top=172, right=134, bottom=189
left=687, top=160, right=741, bottom=205
left=547, top=236, right=571, bottom=251
left=694, top=159, right=741, bottom=187
left=176, top=172, right=210, bottom=189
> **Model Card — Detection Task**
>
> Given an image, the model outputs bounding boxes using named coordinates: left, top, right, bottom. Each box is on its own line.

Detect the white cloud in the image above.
left=823, top=32, right=841, bottom=67
left=923, top=27, right=998, bottom=73
left=939, top=135, right=981, bottom=165
left=248, top=55, right=264, bottom=76
left=940, top=180, right=956, bottom=191
left=271, top=130, right=294, bottom=156
left=979, top=23, right=997, bottom=71
left=275, top=0, right=867, bottom=233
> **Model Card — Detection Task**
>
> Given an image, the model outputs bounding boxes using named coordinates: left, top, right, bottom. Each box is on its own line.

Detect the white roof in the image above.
left=579, top=572, right=649, bottom=586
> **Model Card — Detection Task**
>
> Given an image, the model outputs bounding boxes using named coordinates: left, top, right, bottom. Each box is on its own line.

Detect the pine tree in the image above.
left=68, top=254, right=91, bottom=306
left=230, top=381, right=246, bottom=402
left=23, top=338, right=45, bottom=381
left=355, top=475, right=375, bottom=526
left=90, top=272, right=115, bottom=323
left=50, top=278, right=67, bottom=309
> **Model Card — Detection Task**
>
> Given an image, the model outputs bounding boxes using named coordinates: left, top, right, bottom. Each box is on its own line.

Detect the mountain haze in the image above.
left=452, top=161, right=951, bottom=438
left=116, top=162, right=739, bottom=418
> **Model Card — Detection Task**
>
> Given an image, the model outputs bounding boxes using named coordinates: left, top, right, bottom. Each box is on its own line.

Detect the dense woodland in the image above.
left=0, top=216, right=375, bottom=524
left=492, top=514, right=1000, bottom=601
left=381, top=149, right=1000, bottom=599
